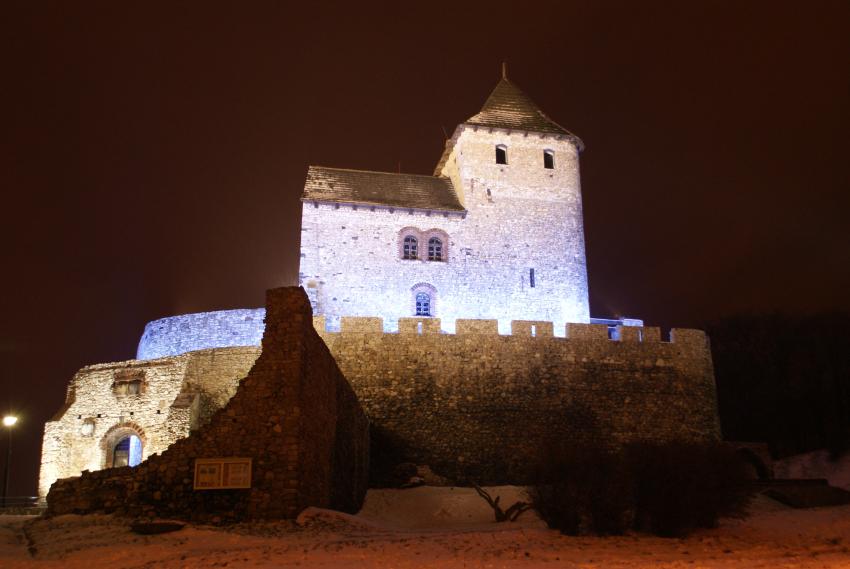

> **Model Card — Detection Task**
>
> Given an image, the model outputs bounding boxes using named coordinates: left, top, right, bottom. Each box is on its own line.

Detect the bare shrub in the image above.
left=626, top=442, right=752, bottom=537
left=473, top=484, right=531, bottom=522
left=528, top=444, right=631, bottom=535
left=530, top=442, right=752, bottom=537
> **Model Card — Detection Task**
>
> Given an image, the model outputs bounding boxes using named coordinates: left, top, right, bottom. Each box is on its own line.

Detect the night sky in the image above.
left=3, top=1, right=848, bottom=496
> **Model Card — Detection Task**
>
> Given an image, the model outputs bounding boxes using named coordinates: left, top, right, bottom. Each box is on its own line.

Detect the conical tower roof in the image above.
left=434, top=73, right=584, bottom=175
left=465, top=76, right=578, bottom=138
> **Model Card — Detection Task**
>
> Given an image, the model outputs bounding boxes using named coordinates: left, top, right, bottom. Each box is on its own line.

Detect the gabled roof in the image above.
left=302, top=166, right=465, bottom=212
left=465, top=77, right=576, bottom=136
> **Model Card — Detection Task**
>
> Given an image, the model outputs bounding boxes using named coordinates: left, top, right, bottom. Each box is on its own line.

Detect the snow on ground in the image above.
left=2, top=487, right=850, bottom=568
left=357, top=485, right=541, bottom=529
left=775, top=450, right=850, bottom=491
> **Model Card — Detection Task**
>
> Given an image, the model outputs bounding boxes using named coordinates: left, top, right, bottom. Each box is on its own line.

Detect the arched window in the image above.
left=544, top=150, right=555, bottom=169
left=112, top=435, right=143, bottom=467
left=415, top=292, right=431, bottom=316
left=428, top=237, right=443, bottom=261
left=495, top=144, right=507, bottom=165
left=403, top=236, right=418, bottom=259
left=411, top=282, right=436, bottom=317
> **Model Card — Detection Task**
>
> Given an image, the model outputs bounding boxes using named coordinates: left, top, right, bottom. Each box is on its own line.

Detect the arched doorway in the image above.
left=112, top=435, right=143, bottom=467
left=102, top=422, right=147, bottom=469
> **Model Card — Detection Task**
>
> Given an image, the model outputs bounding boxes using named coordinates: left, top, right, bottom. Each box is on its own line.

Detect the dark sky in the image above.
left=3, top=1, right=848, bottom=496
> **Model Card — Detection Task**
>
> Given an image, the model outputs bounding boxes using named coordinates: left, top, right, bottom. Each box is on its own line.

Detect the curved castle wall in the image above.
left=136, top=307, right=640, bottom=360
left=136, top=309, right=266, bottom=360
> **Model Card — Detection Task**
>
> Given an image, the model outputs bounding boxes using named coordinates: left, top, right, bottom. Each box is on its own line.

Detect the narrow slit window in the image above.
left=403, top=236, right=418, bottom=259
left=531, top=324, right=537, bottom=337
left=530, top=268, right=535, bottom=288
left=417, top=322, right=423, bottom=334
left=495, top=145, right=507, bottom=164
left=428, top=237, right=443, bottom=261
left=544, top=150, right=554, bottom=169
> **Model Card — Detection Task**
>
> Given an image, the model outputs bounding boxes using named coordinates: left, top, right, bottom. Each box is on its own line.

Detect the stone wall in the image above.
left=46, top=288, right=369, bottom=521
left=137, top=308, right=266, bottom=360
left=317, top=318, right=720, bottom=485
left=299, top=127, right=589, bottom=334
left=39, top=346, right=260, bottom=498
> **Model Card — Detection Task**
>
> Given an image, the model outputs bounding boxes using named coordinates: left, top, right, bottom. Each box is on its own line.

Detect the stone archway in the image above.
left=102, top=422, right=147, bottom=469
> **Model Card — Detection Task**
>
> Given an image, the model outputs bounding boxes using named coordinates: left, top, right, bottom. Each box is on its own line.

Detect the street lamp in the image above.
left=2, top=415, right=17, bottom=509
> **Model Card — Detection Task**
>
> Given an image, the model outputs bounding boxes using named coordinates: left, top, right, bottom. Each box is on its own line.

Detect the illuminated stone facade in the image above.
left=299, top=77, right=589, bottom=333
left=39, top=347, right=260, bottom=498
left=137, top=309, right=265, bottom=360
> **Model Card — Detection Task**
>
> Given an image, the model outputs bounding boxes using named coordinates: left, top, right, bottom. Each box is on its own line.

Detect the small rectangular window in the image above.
left=113, top=369, right=144, bottom=396
left=544, top=150, right=554, bottom=169
left=531, top=324, right=537, bottom=337
left=530, top=268, right=535, bottom=288
left=495, top=145, right=507, bottom=164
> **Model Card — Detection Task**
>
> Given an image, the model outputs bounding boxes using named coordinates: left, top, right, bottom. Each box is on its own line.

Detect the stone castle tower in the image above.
left=299, top=75, right=590, bottom=333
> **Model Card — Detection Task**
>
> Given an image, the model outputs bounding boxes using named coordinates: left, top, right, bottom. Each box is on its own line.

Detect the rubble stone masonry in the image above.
left=46, top=288, right=369, bottom=521
left=42, top=304, right=720, bottom=503
left=39, top=347, right=260, bottom=498
left=316, top=316, right=721, bottom=484
left=136, top=308, right=266, bottom=360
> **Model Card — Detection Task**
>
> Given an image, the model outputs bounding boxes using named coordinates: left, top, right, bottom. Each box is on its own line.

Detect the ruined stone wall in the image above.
left=46, top=288, right=369, bottom=521
left=39, top=347, right=260, bottom=499
left=300, top=128, right=588, bottom=334
left=316, top=316, right=720, bottom=485
left=137, top=308, right=266, bottom=359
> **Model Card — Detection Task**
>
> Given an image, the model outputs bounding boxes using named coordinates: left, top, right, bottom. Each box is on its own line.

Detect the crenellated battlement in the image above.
left=41, top=288, right=720, bottom=494
left=312, top=315, right=706, bottom=346
left=316, top=302, right=720, bottom=484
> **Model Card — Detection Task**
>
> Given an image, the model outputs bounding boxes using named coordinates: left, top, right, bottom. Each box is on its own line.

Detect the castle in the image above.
left=39, top=75, right=721, bottom=508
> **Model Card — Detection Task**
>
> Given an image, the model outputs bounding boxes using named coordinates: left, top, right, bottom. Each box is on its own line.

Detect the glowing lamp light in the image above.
left=2, top=416, right=17, bottom=427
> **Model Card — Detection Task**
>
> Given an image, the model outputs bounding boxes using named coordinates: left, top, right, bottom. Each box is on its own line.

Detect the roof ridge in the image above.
left=309, top=165, right=449, bottom=180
